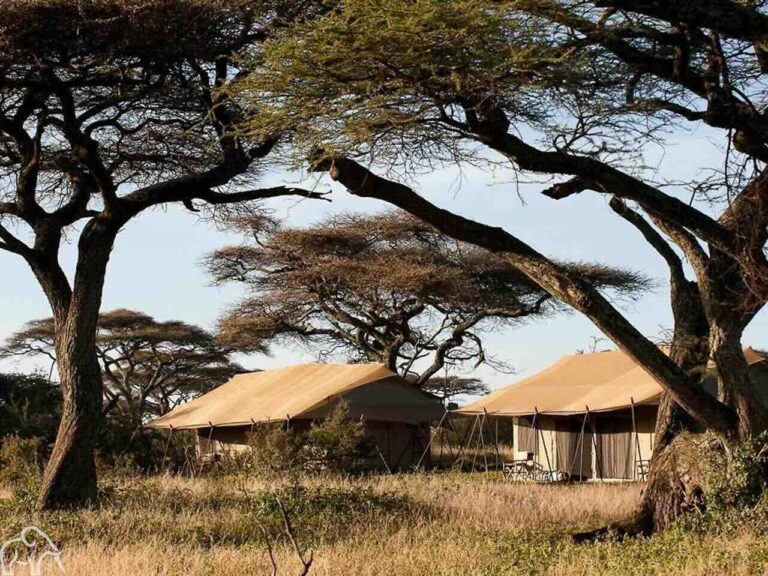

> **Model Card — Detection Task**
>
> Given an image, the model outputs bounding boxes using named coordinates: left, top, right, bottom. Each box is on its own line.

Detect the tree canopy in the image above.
left=209, top=211, right=646, bottom=384
left=230, top=0, right=768, bottom=435
left=229, top=0, right=768, bottom=531
left=0, top=0, right=325, bottom=508
left=2, top=309, right=241, bottom=426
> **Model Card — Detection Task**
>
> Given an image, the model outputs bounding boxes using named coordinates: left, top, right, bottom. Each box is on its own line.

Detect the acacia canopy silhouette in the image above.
left=0, top=0, right=323, bottom=509
left=3, top=309, right=241, bottom=427
left=230, top=0, right=768, bottom=531
left=210, top=211, right=646, bottom=385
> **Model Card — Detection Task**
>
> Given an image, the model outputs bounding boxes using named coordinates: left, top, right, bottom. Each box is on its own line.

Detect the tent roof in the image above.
left=457, top=347, right=767, bottom=417
left=147, top=363, right=443, bottom=429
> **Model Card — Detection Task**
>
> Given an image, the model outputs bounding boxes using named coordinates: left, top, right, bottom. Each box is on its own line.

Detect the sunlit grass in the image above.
left=1, top=473, right=766, bottom=575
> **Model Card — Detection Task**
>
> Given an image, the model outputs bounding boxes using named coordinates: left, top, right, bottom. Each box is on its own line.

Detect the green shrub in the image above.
left=706, top=431, right=768, bottom=509
left=233, top=402, right=373, bottom=479
left=693, top=431, right=768, bottom=531
left=301, top=402, right=370, bottom=474
left=0, top=435, right=42, bottom=508
left=225, top=423, right=306, bottom=480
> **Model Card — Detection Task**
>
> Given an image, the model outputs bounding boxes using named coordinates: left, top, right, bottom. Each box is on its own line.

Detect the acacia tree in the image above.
left=419, top=376, right=489, bottom=405
left=209, top=211, right=644, bottom=385
left=2, top=309, right=241, bottom=428
left=0, top=1, right=325, bottom=508
left=232, top=0, right=768, bottom=530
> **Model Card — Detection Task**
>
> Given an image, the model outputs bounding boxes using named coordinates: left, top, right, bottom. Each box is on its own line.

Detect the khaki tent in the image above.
left=148, top=363, right=444, bottom=470
left=456, top=347, right=768, bottom=481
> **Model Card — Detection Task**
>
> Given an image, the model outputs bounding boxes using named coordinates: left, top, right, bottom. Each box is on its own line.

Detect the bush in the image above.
left=0, top=435, right=42, bottom=507
left=692, top=431, right=768, bottom=531
left=234, top=402, right=373, bottom=479
left=301, top=402, right=370, bottom=473
left=97, top=417, right=198, bottom=476
left=228, top=423, right=306, bottom=480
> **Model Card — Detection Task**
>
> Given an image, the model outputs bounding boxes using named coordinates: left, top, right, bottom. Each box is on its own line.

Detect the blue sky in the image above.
left=1, top=126, right=766, bottom=393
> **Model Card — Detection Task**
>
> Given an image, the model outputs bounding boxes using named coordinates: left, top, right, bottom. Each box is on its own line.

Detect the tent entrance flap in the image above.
left=555, top=417, right=592, bottom=480
left=596, top=414, right=633, bottom=480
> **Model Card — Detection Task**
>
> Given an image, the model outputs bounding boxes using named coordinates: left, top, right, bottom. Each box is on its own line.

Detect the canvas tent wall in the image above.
left=458, top=347, right=767, bottom=481
left=147, top=363, right=444, bottom=470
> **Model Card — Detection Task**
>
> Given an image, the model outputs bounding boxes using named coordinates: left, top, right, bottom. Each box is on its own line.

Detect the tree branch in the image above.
left=595, top=0, right=768, bottom=45
left=311, top=153, right=738, bottom=436
left=609, top=197, right=687, bottom=282
left=454, top=106, right=737, bottom=252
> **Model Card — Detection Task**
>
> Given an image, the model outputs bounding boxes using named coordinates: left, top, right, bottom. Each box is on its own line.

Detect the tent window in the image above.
left=516, top=417, right=536, bottom=453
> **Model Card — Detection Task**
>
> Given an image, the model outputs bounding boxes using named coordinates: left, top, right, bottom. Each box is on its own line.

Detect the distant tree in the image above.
left=420, top=376, right=489, bottom=405
left=0, top=373, right=60, bottom=442
left=209, top=212, right=646, bottom=384
left=0, top=1, right=325, bottom=508
left=3, top=310, right=241, bottom=429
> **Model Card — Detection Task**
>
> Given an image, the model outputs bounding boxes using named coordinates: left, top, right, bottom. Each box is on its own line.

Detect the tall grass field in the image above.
left=2, top=471, right=768, bottom=575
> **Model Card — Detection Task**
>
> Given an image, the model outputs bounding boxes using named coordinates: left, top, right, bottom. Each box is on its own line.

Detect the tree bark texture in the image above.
left=36, top=221, right=115, bottom=509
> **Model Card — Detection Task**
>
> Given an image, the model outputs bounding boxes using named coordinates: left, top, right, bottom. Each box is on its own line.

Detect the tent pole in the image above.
left=445, top=412, right=458, bottom=461
left=393, top=432, right=416, bottom=470
left=439, top=414, right=449, bottom=465
left=569, top=412, right=588, bottom=480
left=455, top=414, right=478, bottom=470
left=205, top=421, right=218, bottom=461
left=374, top=443, right=393, bottom=474
left=535, top=407, right=554, bottom=482
left=586, top=407, right=603, bottom=482
left=579, top=411, right=588, bottom=481
left=531, top=410, right=538, bottom=481
left=161, top=425, right=175, bottom=469
left=470, top=415, right=483, bottom=473
left=478, top=411, right=489, bottom=473
left=416, top=410, right=449, bottom=469
left=450, top=417, right=468, bottom=468
left=493, top=415, right=502, bottom=470
left=630, top=398, right=644, bottom=481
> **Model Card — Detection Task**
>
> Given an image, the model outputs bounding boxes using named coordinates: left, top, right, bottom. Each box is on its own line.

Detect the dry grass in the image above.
left=2, top=474, right=767, bottom=575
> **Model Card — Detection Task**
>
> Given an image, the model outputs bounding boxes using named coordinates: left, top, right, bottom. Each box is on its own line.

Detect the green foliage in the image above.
left=705, top=432, right=768, bottom=511
left=231, top=402, right=373, bottom=479
left=0, top=372, right=60, bottom=442
left=302, top=401, right=369, bottom=473
left=0, top=435, right=42, bottom=508
left=0, top=476, right=419, bottom=550
left=230, top=0, right=594, bottom=170
left=97, top=415, right=198, bottom=475
left=249, top=484, right=414, bottom=543
left=229, top=424, right=306, bottom=479
left=688, top=431, right=768, bottom=533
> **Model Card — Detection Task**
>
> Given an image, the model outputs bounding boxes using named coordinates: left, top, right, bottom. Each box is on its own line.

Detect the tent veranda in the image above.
left=452, top=347, right=768, bottom=482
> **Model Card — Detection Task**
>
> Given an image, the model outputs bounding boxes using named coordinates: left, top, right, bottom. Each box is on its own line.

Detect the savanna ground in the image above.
left=2, top=472, right=768, bottom=575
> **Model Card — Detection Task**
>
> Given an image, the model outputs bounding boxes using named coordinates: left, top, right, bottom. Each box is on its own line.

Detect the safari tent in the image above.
left=147, top=363, right=444, bottom=470
left=456, top=347, right=768, bottom=482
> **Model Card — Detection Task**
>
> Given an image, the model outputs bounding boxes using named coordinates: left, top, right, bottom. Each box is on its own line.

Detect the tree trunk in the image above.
left=37, top=332, right=104, bottom=509
left=633, top=432, right=709, bottom=532
left=36, top=219, right=116, bottom=510
left=710, top=327, right=768, bottom=437
left=623, top=272, right=714, bottom=533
